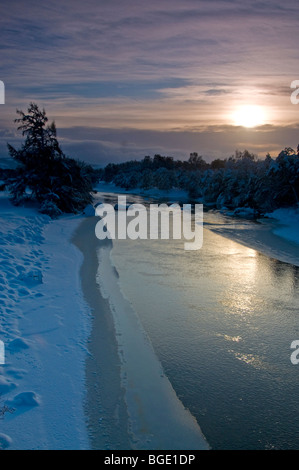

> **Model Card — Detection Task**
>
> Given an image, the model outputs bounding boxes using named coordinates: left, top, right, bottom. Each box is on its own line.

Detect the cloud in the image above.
left=1, top=0, right=299, bottom=165
left=47, top=123, right=299, bottom=166
left=2, top=0, right=299, bottom=89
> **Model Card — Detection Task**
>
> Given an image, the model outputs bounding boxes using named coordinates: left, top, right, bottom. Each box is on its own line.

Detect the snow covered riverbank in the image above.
left=0, top=193, right=90, bottom=449
left=265, top=207, right=299, bottom=246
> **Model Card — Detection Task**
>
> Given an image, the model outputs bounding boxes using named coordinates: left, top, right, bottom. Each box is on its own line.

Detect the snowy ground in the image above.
left=265, top=207, right=299, bottom=245
left=0, top=193, right=90, bottom=449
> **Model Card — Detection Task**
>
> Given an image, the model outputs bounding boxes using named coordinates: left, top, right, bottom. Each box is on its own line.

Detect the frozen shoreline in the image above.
left=72, top=217, right=131, bottom=450
left=265, top=207, right=299, bottom=246
left=208, top=216, right=299, bottom=268
left=96, top=243, right=209, bottom=449
left=73, top=215, right=209, bottom=450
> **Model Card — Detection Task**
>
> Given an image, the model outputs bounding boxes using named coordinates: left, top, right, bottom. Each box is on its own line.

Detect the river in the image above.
left=96, top=191, right=299, bottom=450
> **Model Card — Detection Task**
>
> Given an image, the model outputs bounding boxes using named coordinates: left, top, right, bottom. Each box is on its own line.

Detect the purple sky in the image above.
left=1, top=0, right=299, bottom=165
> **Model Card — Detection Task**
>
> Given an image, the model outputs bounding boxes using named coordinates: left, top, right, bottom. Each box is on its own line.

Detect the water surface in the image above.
left=98, top=192, right=299, bottom=449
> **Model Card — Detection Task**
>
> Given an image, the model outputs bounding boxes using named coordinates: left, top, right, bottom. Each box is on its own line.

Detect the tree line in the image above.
left=99, top=148, right=299, bottom=215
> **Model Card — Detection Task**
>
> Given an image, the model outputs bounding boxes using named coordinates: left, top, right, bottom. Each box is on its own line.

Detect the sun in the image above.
left=232, top=105, right=266, bottom=128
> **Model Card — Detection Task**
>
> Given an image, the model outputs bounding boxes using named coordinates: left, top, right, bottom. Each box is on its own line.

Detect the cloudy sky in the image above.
left=1, top=0, right=299, bottom=166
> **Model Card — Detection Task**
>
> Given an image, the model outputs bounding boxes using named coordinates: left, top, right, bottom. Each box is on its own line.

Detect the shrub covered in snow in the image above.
left=39, top=200, right=62, bottom=218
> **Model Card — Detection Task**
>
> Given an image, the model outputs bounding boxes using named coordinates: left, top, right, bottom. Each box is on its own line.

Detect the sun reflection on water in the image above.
left=103, top=191, right=299, bottom=449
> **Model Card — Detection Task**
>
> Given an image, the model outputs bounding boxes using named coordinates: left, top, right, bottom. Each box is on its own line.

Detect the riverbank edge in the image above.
left=72, top=214, right=209, bottom=450
left=72, top=216, right=132, bottom=450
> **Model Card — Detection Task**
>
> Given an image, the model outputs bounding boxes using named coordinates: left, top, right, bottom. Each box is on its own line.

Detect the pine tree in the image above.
left=7, top=103, right=94, bottom=217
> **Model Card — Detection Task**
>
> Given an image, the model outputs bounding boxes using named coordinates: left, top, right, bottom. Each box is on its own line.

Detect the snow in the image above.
left=226, top=207, right=257, bottom=219
left=0, top=433, right=12, bottom=449
left=0, top=192, right=90, bottom=449
left=266, top=207, right=299, bottom=245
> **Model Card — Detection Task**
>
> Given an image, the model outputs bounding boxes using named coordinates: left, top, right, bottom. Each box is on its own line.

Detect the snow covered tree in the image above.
left=154, top=167, right=177, bottom=190
left=140, top=169, right=154, bottom=189
left=7, top=103, right=64, bottom=168
left=7, top=103, right=94, bottom=216
left=266, top=148, right=299, bottom=207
